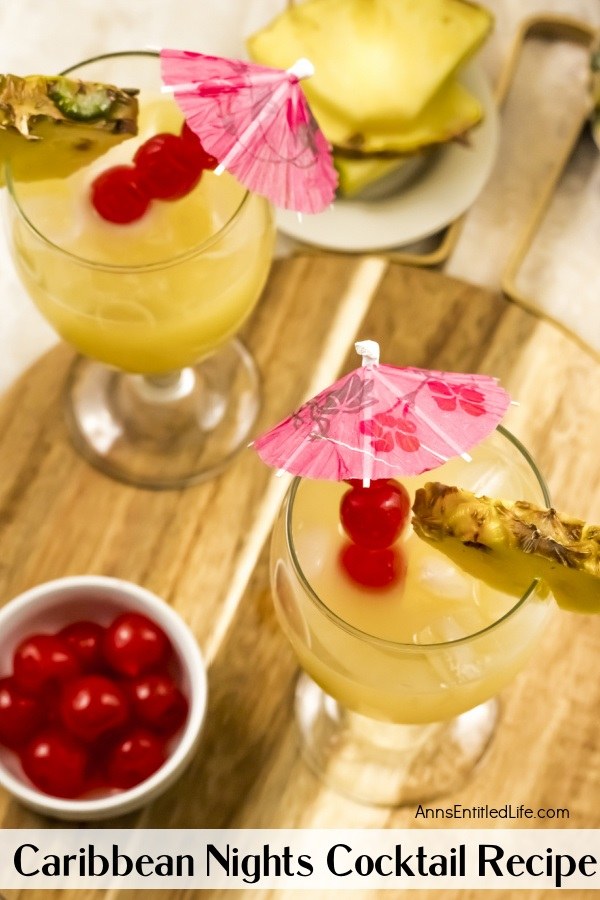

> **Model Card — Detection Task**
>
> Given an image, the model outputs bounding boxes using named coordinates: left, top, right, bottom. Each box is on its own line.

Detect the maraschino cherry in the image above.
left=339, top=478, right=410, bottom=589
left=340, top=479, right=410, bottom=550
left=0, top=608, right=189, bottom=799
left=133, top=133, right=204, bottom=200
left=90, top=165, right=150, bottom=224
left=340, top=544, right=407, bottom=589
left=90, top=122, right=218, bottom=224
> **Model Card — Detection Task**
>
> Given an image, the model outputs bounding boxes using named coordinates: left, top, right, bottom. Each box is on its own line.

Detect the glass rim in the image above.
left=284, top=424, right=552, bottom=651
left=5, top=49, right=253, bottom=273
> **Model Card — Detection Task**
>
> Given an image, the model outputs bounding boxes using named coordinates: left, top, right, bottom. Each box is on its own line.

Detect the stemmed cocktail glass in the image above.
left=270, top=427, right=555, bottom=806
left=5, top=52, right=275, bottom=489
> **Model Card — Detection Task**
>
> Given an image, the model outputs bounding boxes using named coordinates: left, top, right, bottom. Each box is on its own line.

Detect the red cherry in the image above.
left=38, top=682, right=62, bottom=724
left=103, top=613, right=171, bottom=678
left=60, top=675, right=129, bottom=742
left=13, top=634, right=81, bottom=696
left=58, top=620, right=106, bottom=672
left=340, top=544, right=406, bottom=589
left=180, top=122, right=218, bottom=169
left=21, top=728, right=88, bottom=797
left=133, top=133, right=204, bottom=200
left=340, top=479, right=410, bottom=549
left=0, top=677, right=43, bottom=748
left=126, top=673, right=188, bottom=736
left=90, top=165, right=150, bottom=224
left=106, top=728, right=166, bottom=789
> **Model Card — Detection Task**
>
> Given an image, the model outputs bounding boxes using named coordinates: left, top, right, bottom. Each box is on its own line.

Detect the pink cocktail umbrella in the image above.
left=160, top=49, right=338, bottom=213
left=253, top=340, right=511, bottom=485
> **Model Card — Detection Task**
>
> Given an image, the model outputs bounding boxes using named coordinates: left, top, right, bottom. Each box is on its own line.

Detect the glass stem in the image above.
left=134, top=369, right=196, bottom=404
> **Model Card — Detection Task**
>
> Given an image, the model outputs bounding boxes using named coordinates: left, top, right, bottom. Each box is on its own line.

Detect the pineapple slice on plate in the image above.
left=314, top=76, right=484, bottom=157
left=247, top=0, right=493, bottom=127
left=412, top=483, right=600, bottom=614
left=0, top=74, right=138, bottom=186
left=248, top=0, right=492, bottom=199
left=334, top=153, right=424, bottom=199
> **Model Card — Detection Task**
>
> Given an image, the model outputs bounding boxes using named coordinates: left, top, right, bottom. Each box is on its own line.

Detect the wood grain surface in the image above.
left=0, top=256, right=598, bottom=900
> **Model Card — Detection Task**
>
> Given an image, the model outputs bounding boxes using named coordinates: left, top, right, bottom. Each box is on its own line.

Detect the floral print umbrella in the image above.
left=160, top=49, right=338, bottom=213
left=253, top=341, right=511, bottom=484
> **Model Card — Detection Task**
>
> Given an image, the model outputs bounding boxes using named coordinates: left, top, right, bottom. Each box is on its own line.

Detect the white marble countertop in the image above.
left=0, top=0, right=598, bottom=393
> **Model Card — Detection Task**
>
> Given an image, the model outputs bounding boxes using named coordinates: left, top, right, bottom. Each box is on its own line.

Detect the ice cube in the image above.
left=417, top=556, right=472, bottom=601
left=449, top=460, right=514, bottom=497
left=294, top=525, right=336, bottom=580
left=24, top=193, right=84, bottom=245
left=415, top=615, right=482, bottom=685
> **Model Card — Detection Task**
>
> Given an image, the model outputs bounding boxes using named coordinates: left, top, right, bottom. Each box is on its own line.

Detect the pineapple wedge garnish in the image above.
left=412, top=483, right=600, bottom=614
left=0, top=74, right=138, bottom=186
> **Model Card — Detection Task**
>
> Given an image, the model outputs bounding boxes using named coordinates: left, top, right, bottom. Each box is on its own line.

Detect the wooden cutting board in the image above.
left=0, top=256, right=598, bottom=900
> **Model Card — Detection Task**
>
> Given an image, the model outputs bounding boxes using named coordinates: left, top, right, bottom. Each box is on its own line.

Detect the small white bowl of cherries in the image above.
left=0, top=575, right=207, bottom=820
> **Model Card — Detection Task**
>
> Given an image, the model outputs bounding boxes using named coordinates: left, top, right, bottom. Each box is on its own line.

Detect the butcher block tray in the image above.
left=0, top=256, right=598, bottom=900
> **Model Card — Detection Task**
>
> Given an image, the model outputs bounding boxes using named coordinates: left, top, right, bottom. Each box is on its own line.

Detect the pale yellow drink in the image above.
left=271, top=430, right=553, bottom=724
left=7, top=96, right=275, bottom=374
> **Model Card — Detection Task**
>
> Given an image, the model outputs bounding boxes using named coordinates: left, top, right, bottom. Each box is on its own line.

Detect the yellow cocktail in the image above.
left=270, top=428, right=554, bottom=803
left=9, top=95, right=273, bottom=374
left=5, top=52, right=275, bottom=488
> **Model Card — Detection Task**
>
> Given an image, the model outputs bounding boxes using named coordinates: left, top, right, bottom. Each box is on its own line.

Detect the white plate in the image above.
left=276, top=64, right=499, bottom=252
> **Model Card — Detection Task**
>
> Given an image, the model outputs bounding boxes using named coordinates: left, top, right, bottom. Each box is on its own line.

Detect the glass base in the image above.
left=64, top=339, right=260, bottom=489
left=295, top=673, right=499, bottom=807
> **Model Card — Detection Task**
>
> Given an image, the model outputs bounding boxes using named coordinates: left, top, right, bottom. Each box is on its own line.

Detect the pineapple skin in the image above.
left=412, top=483, right=600, bottom=614
left=0, top=74, right=138, bottom=186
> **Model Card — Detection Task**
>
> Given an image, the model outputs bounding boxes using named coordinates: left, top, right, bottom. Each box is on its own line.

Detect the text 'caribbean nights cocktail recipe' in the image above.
left=0, top=830, right=597, bottom=890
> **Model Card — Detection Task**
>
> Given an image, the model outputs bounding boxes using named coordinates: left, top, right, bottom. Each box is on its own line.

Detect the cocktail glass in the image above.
left=270, top=427, right=555, bottom=806
left=5, top=52, right=275, bottom=489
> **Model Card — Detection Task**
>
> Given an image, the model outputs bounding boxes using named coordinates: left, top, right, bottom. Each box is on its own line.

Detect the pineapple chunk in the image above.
left=335, top=153, right=413, bottom=198
left=316, top=76, right=483, bottom=156
left=247, top=0, right=493, bottom=127
left=334, top=152, right=430, bottom=198
left=0, top=74, right=138, bottom=186
left=412, top=483, right=600, bottom=614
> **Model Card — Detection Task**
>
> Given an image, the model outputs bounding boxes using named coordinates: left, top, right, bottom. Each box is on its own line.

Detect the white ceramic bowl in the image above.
left=0, top=575, right=207, bottom=820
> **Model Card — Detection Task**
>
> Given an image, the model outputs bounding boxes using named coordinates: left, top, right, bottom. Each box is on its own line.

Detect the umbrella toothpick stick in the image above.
left=355, top=340, right=379, bottom=487
left=355, top=340, right=380, bottom=368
